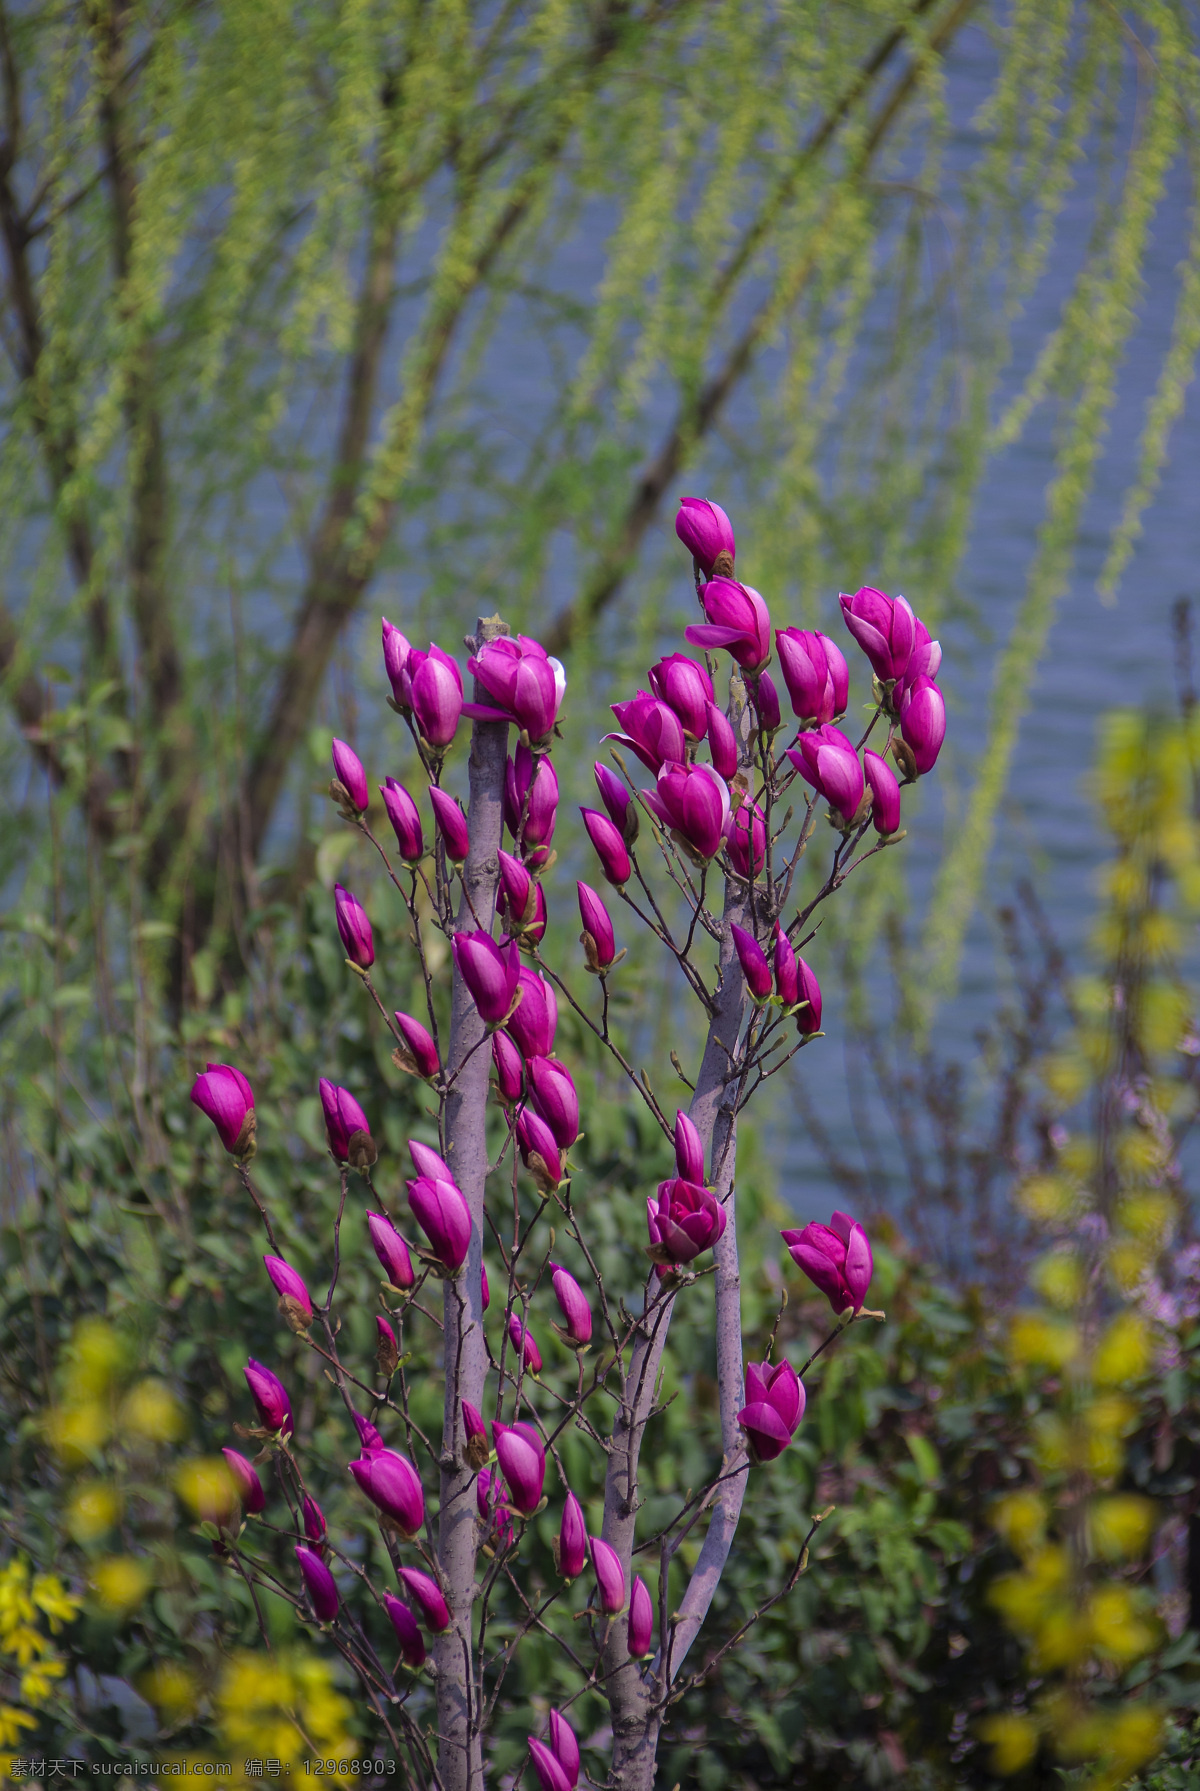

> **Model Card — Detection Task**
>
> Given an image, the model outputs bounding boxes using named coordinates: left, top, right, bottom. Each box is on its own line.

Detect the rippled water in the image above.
left=777, top=27, right=1200, bottom=1214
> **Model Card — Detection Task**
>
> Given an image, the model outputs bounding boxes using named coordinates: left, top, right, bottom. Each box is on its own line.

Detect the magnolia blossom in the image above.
left=737, top=1358, right=805, bottom=1462
left=674, top=496, right=736, bottom=575
left=244, top=1360, right=292, bottom=1435
left=648, top=653, right=713, bottom=740
left=641, top=760, right=731, bottom=861
left=786, top=725, right=865, bottom=825
left=775, top=628, right=848, bottom=724
left=331, top=738, right=368, bottom=812
left=452, top=931, right=521, bottom=1025
left=465, top=635, right=566, bottom=740
left=506, top=967, right=558, bottom=1060
left=190, top=1064, right=254, bottom=1156
left=334, top=883, right=374, bottom=969
left=494, top=1421, right=546, bottom=1514
left=863, top=750, right=902, bottom=834
left=781, top=1211, right=873, bottom=1313
left=685, top=577, right=771, bottom=671
left=839, top=587, right=916, bottom=683
left=504, top=746, right=559, bottom=862
left=647, top=1178, right=727, bottom=1265
left=605, top=692, right=688, bottom=774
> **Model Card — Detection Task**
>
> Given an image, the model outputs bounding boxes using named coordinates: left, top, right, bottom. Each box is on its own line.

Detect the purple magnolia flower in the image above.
left=794, top=957, right=822, bottom=1034
left=380, top=778, right=424, bottom=862
left=477, top=1467, right=516, bottom=1548
left=675, top=495, right=736, bottom=576
left=685, top=577, right=771, bottom=671
left=647, top=1178, right=727, bottom=1265
left=786, top=725, right=865, bottom=825
left=899, top=675, right=946, bottom=774
left=491, top=1031, right=525, bottom=1103
left=498, top=848, right=535, bottom=926
left=593, top=762, right=637, bottom=841
left=897, top=614, right=942, bottom=697
left=393, top=1011, right=440, bottom=1080
left=384, top=1593, right=426, bottom=1668
left=527, top=1056, right=580, bottom=1149
left=334, top=884, right=374, bottom=969
left=590, top=1535, right=627, bottom=1613
left=494, top=1421, right=546, bottom=1515
left=558, top=1491, right=588, bottom=1579
left=550, top=1264, right=592, bottom=1345
left=839, top=587, right=916, bottom=683
left=506, top=967, right=558, bottom=1061
left=775, top=628, right=849, bottom=724
left=577, top=881, right=616, bottom=972
left=319, top=1079, right=373, bottom=1164
left=462, top=1400, right=488, bottom=1451
left=408, top=1138, right=454, bottom=1181
left=581, top=808, right=631, bottom=888
left=781, top=1211, right=873, bottom=1314
left=628, top=1574, right=654, bottom=1657
left=724, top=801, right=766, bottom=878
left=301, top=1495, right=327, bottom=1548
left=481, top=1261, right=490, bottom=1312
left=547, top=1711, right=581, bottom=1787
left=295, top=1546, right=339, bottom=1622
left=648, top=653, right=714, bottom=740
left=452, top=931, right=521, bottom=1025
left=507, top=1312, right=543, bottom=1375
left=528, top=1740, right=572, bottom=1791
left=406, top=1176, right=472, bottom=1272
left=396, top=1566, right=451, bottom=1633
left=353, top=1411, right=385, bottom=1454
left=375, top=1314, right=399, bottom=1372
left=773, top=924, right=799, bottom=1008
left=348, top=1447, right=425, bottom=1536
left=366, top=1211, right=415, bottom=1291
left=244, top=1360, right=293, bottom=1435
left=738, top=1358, right=805, bottom=1462
left=641, top=761, right=731, bottom=862
left=381, top=617, right=413, bottom=708
left=263, top=1255, right=313, bottom=1324
left=731, top=924, right=772, bottom=1002
left=754, top=671, right=782, bottom=735
left=706, top=700, right=739, bottom=779
left=429, top=786, right=470, bottom=863
left=605, top=691, right=688, bottom=774
left=465, top=636, right=566, bottom=741
left=222, top=1448, right=266, bottom=1515
left=863, top=749, right=902, bottom=834
left=504, top=747, right=559, bottom=862
left=331, top=738, right=369, bottom=812
left=190, top=1063, right=255, bottom=1156
left=408, top=643, right=463, bottom=748
left=515, top=1106, right=564, bottom=1190
left=674, top=1110, right=705, bottom=1183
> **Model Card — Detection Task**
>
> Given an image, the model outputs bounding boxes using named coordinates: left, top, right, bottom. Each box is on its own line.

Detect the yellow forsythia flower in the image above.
left=175, top=1457, right=238, bottom=1525
left=1089, top=1494, right=1155, bottom=1561
left=91, top=1556, right=153, bottom=1616
left=122, top=1379, right=186, bottom=1444
left=1009, top=1313, right=1079, bottom=1371
left=67, top=1482, right=122, bottom=1544
left=990, top=1491, right=1046, bottom=1558
left=977, top=1713, right=1039, bottom=1775
left=1093, top=1313, right=1152, bottom=1385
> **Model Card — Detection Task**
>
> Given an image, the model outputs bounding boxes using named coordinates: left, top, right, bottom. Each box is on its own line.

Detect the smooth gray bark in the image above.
left=434, top=617, right=509, bottom=1791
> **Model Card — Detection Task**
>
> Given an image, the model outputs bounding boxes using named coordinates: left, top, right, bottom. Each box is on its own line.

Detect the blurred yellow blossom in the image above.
left=990, top=1491, right=1046, bottom=1558
left=175, top=1456, right=238, bottom=1526
left=1009, top=1313, right=1079, bottom=1371
left=66, top=1481, right=122, bottom=1544
left=47, top=1400, right=110, bottom=1465
left=140, top=1661, right=198, bottom=1722
left=91, top=1555, right=153, bottom=1616
left=122, top=1379, right=185, bottom=1443
left=69, top=1319, right=129, bottom=1396
left=215, top=1650, right=355, bottom=1768
left=1093, top=1313, right=1153, bottom=1385
left=976, top=1713, right=1039, bottom=1775
left=1090, top=1494, right=1155, bottom=1561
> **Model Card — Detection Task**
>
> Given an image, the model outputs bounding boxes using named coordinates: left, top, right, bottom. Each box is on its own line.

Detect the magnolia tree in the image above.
left=189, top=501, right=946, bottom=1790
